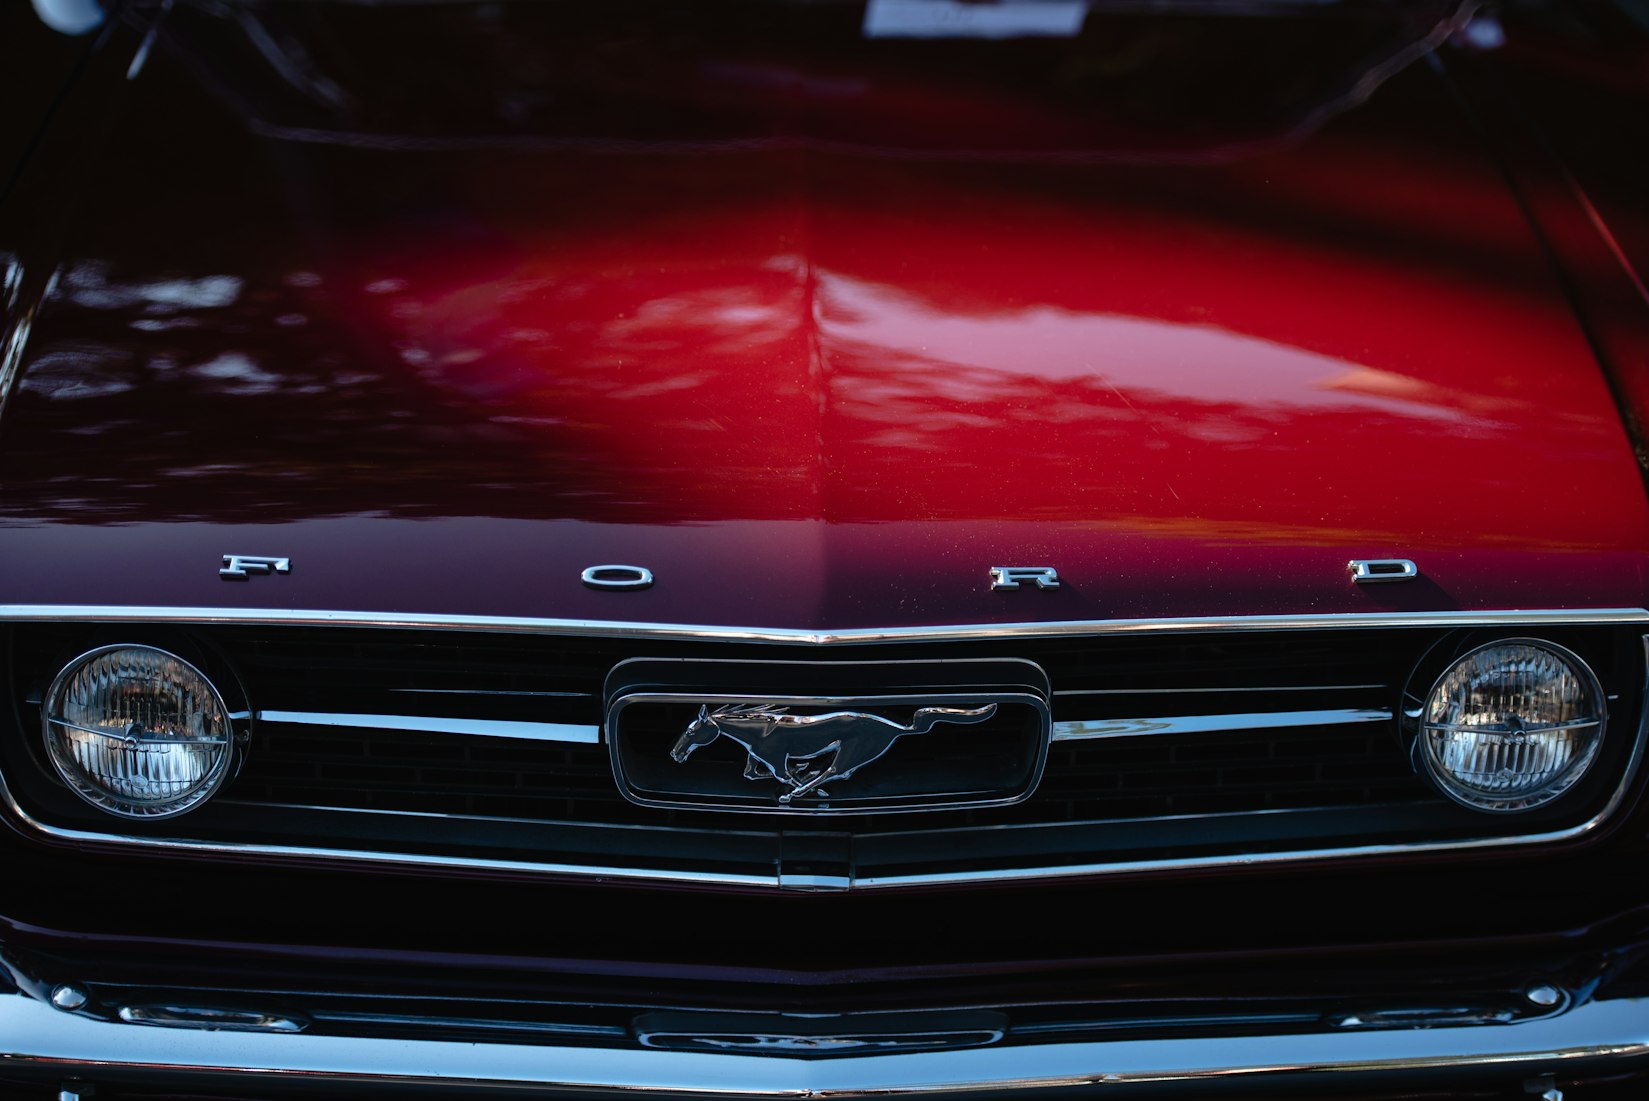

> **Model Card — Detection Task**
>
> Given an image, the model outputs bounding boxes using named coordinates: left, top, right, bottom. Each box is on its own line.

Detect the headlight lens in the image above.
left=43, top=645, right=235, bottom=819
left=1418, top=640, right=1604, bottom=813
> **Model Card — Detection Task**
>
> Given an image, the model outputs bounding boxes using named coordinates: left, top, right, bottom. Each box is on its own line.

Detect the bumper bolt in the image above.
left=1524, top=983, right=1562, bottom=1008
left=49, top=984, right=88, bottom=1012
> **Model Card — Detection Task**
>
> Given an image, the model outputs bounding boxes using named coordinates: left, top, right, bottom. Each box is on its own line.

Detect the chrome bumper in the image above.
left=4, top=986, right=1648, bottom=1096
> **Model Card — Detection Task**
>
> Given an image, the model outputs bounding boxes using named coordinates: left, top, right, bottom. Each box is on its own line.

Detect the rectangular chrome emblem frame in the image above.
left=605, top=658, right=1052, bottom=815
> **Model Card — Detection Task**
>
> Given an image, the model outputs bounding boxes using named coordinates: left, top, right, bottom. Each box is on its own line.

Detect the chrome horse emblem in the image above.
left=669, top=703, right=998, bottom=803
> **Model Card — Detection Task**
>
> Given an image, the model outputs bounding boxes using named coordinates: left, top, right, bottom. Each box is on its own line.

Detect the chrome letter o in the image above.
left=581, top=565, right=654, bottom=591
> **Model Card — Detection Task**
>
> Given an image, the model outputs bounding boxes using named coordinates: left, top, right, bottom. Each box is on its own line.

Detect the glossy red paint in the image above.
left=0, top=1, right=1645, bottom=630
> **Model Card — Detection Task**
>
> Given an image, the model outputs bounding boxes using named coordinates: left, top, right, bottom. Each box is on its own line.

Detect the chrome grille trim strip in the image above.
left=1054, top=684, right=1387, bottom=695
left=389, top=688, right=593, bottom=698
left=1, top=604, right=1645, bottom=644
left=254, top=708, right=1385, bottom=745
left=2, top=985, right=1646, bottom=1095
left=1051, top=708, right=1391, bottom=741
left=256, top=711, right=601, bottom=744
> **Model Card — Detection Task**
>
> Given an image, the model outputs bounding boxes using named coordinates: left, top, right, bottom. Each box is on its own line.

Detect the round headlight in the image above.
left=1417, top=640, right=1604, bottom=813
left=43, top=645, right=236, bottom=819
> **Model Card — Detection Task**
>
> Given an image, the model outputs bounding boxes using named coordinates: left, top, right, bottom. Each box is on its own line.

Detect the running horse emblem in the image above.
left=669, top=703, right=999, bottom=803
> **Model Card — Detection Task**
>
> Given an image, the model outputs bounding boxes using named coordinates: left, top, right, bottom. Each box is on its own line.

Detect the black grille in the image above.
left=226, top=718, right=1431, bottom=827
left=237, top=724, right=620, bottom=821
left=213, top=625, right=1438, bottom=830
left=1041, top=725, right=1427, bottom=818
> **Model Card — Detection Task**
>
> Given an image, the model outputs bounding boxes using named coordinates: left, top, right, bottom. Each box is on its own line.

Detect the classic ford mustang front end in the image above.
left=2, top=0, right=1648, bottom=1096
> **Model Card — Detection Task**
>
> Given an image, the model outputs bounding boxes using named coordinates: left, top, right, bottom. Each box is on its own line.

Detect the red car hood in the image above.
left=1, top=5, right=1645, bottom=632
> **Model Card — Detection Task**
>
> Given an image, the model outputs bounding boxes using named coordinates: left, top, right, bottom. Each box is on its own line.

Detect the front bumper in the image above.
left=4, top=981, right=1648, bottom=1098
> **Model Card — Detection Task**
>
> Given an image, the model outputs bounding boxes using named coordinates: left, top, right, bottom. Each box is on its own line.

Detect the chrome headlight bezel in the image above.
left=41, top=643, right=249, bottom=820
left=1412, top=637, right=1606, bottom=815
